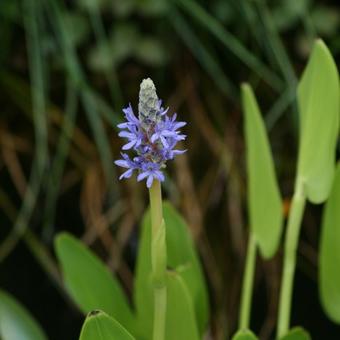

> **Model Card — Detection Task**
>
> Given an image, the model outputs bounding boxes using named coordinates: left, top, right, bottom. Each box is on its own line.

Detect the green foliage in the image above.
left=176, top=0, right=283, bottom=90
left=134, top=202, right=208, bottom=338
left=165, top=270, right=200, bottom=340
left=2, top=0, right=340, bottom=338
left=151, top=218, right=167, bottom=286
left=319, top=164, right=340, bottom=323
left=242, top=83, right=283, bottom=259
left=0, top=290, right=47, bottom=340
left=54, top=233, right=135, bottom=333
left=279, top=327, right=311, bottom=340
left=79, top=310, right=135, bottom=340
left=232, top=329, right=258, bottom=340
left=55, top=204, right=208, bottom=339
left=297, top=39, right=339, bottom=203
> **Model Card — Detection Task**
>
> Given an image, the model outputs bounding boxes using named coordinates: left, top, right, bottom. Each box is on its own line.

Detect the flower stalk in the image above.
left=149, top=180, right=167, bottom=340
left=115, top=78, right=186, bottom=339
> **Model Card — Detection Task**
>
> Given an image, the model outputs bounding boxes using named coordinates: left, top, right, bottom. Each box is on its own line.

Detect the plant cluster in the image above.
left=1, top=1, right=340, bottom=339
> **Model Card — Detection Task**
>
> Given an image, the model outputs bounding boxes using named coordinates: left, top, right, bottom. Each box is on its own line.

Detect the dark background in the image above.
left=1, top=0, right=340, bottom=339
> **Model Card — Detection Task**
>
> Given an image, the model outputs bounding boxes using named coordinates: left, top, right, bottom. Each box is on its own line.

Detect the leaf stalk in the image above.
left=239, top=233, right=257, bottom=330
left=277, top=180, right=306, bottom=338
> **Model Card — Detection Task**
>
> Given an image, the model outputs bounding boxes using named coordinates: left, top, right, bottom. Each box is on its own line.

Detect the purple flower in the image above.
left=150, top=114, right=187, bottom=148
left=137, top=162, right=165, bottom=188
left=114, top=78, right=186, bottom=187
left=114, top=153, right=139, bottom=179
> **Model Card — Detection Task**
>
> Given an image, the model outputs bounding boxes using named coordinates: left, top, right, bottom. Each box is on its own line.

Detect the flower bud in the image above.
left=138, top=78, right=159, bottom=125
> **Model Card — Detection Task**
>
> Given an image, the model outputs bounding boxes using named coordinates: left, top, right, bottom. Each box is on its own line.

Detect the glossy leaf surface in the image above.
left=79, top=310, right=134, bottom=340
left=297, top=39, right=339, bottom=203
left=55, top=233, right=135, bottom=332
left=165, top=270, right=200, bottom=340
left=319, top=164, right=340, bottom=323
left=242, top=83, right=283, bottom=258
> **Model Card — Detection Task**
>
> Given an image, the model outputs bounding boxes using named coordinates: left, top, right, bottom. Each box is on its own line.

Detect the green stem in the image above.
left=149, top=180, right=167, bottom=340
left=277, top=181, right=306, bottom=338
left=239, top=232, right=257, bottom=330
left=153, top=286, right=167, bottom=340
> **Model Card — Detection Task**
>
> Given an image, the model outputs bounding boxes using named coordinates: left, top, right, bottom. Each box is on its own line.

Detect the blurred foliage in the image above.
left=0, top=0, right=340, bottom=339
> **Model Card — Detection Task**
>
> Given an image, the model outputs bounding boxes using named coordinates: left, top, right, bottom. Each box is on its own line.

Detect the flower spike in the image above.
left=115, top=78, right=186, bottom=187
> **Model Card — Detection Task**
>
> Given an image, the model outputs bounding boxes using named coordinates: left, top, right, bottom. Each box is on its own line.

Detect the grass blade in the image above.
left=175, top=0, right=283, bottom=91
left=0, top=0, right=48, bottom=260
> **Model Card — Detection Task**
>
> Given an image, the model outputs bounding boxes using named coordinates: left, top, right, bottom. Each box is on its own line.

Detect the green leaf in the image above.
left=319, top=164, right=340, bottom=323
left=55, top=232, right=135, bottom=333
left=232, top=329, right=258, bottom=340
left=242, top=83, right=283, bottom=258
left=134, top=202, right=209, bottom=338
left=297, top=39, right=340, bottom=203
left=79, top=310, right=135, bottom=340
left=279, top=327, right=311, bottom=340
left=165, top=270, right=200, bottom=340
left=0, top=290, right=47, bottom=340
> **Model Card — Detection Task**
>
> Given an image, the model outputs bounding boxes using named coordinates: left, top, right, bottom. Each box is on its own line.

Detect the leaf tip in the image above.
left=241, top=82, right=251, bottom=95
left=87, top=309, right=104, bottom=318
left=54, top=231, right=73, bottom=252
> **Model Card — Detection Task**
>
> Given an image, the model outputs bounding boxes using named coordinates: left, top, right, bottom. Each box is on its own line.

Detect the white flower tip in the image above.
left=140, top=78, right=155, bottom=91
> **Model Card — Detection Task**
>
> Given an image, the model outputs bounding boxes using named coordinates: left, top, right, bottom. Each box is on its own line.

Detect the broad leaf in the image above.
left=0, top=290, right=47, bottom=340
left=297, top=39, right=339, bottom=203
left=242, top=83, right=283, bottom=258
left=280, top=327, right=311, bottom=340
left=79, top=310, right=134, bottom=340
left=165, top=270, right=200, bottom=340
left=319, top=164, right=340, bottom=323
left=55, top=233, right=135, bottom=332
left=232, top=329, right=258, bottom=339
left=134, top=202, right=208, bottom=338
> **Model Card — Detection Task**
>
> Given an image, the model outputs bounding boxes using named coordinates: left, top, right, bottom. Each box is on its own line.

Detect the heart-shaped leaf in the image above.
left=55, top=233, right=135, bottom=333
left=297, top=39, right=339, bottom=203
left=319, top=163, right=340, bottom=323
left=79, top=310, right=135, bottom=340
left=0, top=290, right=47, bottom=340
left=242, top=83, right=283, bottom=258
